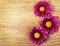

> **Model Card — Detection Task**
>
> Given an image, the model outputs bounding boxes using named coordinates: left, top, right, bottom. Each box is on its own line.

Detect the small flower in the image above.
left=29, top=26, right=47, bottom=45
left=34, top=1, right=51, bottom=17
left=39, top=15, right=59, bottom=34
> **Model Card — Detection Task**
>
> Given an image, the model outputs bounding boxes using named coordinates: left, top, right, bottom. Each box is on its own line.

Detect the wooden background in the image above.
left=0, top=0, right=60, bottom=46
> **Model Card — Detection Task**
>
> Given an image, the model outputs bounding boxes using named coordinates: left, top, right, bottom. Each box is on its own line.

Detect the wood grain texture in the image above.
left=0, top=0, right=60, bottom=46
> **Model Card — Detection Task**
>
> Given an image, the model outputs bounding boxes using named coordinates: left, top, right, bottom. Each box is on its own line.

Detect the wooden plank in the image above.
left=0, top=0, right=60, bottom=46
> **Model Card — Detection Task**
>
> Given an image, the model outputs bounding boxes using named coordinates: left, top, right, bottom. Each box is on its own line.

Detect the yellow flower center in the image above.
left=34, top=32, right=40, bottom=39
left=39, top=7, right=45, bottom=12
left=45, top=21, right=52, bottom=28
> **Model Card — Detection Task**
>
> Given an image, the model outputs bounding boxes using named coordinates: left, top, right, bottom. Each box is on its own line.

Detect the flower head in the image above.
left=40, top=15, right=59, bottom=34
left=34, top=1, right=51, bottom=17
left=29, top=26, right=47, bottom=45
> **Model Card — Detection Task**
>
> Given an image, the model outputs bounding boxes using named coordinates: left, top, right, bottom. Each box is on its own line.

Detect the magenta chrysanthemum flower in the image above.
left=39, top=15, right=59, bottom=34
left=29, top=26, right=47, bottom=46
left=34, top=1, right=51, bottom=17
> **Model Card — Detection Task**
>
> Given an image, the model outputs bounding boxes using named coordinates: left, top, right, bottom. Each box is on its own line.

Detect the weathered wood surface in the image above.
left=0, top=0, right=60, bottom=46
